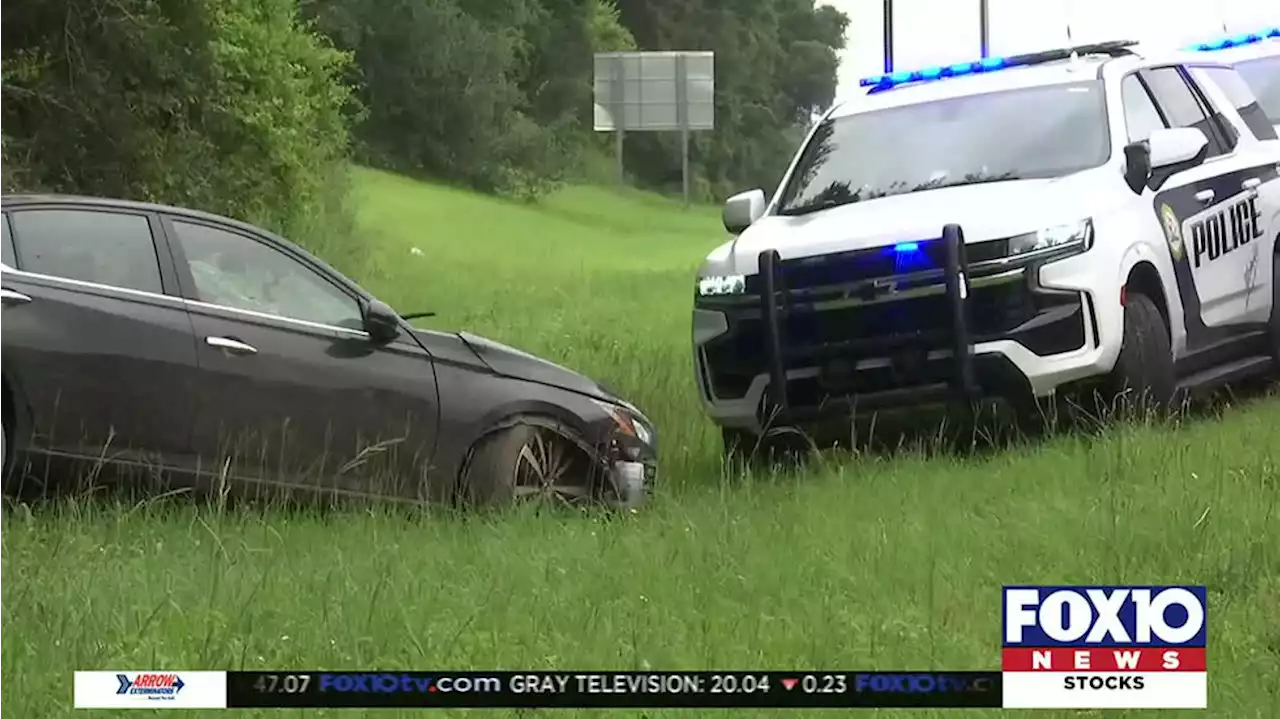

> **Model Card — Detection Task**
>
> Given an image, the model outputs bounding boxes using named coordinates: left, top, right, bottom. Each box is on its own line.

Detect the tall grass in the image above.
left=2, top=167, right=1277, bottom=717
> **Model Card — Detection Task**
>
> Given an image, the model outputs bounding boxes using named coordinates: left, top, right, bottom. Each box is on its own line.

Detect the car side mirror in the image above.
left=362, top=300, right=401, bottom=343
left=722, top=189, right=766, bottom=235
left=1122, top=141, right=1152, bottom=194
left=1122, top=127, right=1209, bottom=194
left=1149, top=127, right=1209, bottom=170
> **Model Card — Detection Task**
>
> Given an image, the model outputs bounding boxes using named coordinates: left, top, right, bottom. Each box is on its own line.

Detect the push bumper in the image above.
left=759, top=224, right=979, bottom=423
left=694, top=224, right=1114, bottom=430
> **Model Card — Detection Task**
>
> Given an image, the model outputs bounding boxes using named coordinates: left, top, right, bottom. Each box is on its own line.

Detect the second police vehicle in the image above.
left=691, top=29, right=1280, bottom=457
left=1192, top=28, right=1280, bottom=135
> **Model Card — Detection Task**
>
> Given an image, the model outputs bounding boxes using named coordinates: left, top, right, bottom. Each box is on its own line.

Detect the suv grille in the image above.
left=744, top=237, right=1009, bottom=294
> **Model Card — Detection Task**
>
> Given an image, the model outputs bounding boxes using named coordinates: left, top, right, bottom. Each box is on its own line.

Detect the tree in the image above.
left=2, top=0, right=356, bottom=242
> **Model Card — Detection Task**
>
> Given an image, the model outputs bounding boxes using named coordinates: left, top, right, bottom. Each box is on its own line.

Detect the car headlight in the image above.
left=1008, top=219, right=1093, bottom=257
left=697, top=274, right=747, bottom=296
left=592, top=399, right=655, bottom=446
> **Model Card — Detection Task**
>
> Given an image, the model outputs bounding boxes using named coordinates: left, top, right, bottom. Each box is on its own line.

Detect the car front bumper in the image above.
left=692, top=225, right=1115, bottom=430
left=602, top=422, right=657, bottom=509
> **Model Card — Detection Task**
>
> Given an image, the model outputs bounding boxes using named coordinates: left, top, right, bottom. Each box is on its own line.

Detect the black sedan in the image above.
left=0, top=194, right=657, bottom=508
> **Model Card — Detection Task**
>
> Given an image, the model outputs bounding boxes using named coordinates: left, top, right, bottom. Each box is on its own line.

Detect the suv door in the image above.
left=1123, top=66, right=1277, bottom=355
left=0, top=206, right=201, bottom=470
left=162, top=216, right=442, bottom=501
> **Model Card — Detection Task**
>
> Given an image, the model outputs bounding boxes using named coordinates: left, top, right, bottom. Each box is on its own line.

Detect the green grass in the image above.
left=3, top=166, right=1279, bottom=718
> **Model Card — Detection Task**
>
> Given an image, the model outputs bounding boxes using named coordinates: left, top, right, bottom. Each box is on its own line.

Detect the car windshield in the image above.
left=776, top=81, right=1111, bottom=216
left=1234, top=56, right=1280, bottom=125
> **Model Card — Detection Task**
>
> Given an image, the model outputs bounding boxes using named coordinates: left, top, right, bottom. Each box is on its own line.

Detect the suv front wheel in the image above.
left=1104, top=292, right=1177, bottom=417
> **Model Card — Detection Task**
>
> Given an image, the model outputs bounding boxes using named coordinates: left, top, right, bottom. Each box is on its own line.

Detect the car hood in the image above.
left=713, top=174, right=1117, bottom=275
left=454, top=331, right=619, bottom=403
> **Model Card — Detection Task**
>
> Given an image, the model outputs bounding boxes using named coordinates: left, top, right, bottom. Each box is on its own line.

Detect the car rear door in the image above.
left=160, top=214, right=443, bottom=501
left=0, top=204, right=201, bottom=468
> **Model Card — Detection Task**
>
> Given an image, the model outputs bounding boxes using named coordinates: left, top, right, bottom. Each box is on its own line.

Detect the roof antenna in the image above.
left=1066, top=22, right=1080, bottom=65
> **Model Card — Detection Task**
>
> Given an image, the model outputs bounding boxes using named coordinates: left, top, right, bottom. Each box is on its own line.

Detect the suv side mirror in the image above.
left=1148, top=127, right=1209, bottom=171
left=1125, top=127, right=1209, bottom=194
left=362, top=300, right=401, bottom=343
left=722, top=189, right=766, bottom=234
left=1123, top=141, right=1152, bottom=194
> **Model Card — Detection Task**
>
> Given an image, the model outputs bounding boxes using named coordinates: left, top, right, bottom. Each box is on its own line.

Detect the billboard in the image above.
left=592, top=51, right=715, bottom=132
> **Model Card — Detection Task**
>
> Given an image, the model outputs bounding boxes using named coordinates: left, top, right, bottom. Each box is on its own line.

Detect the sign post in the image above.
left=883, top=0, right=894, bottom=73
left=593, top=51, right=715, bottom=206
left=979, top=0, right=990, bottom=58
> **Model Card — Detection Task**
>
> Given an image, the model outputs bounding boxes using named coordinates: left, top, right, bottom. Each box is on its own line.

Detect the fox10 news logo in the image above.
left=1001, top=586, right=1207, bottom=709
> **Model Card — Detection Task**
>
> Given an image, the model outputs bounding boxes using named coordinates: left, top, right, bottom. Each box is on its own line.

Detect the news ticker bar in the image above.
left=226, top=671, right=1000, bottom=708
left=80, top=670, right=1003, bottom=706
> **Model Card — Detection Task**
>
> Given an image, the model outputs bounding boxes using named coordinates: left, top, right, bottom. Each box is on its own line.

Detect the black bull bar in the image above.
left=758, top=223, right=979, bottom=421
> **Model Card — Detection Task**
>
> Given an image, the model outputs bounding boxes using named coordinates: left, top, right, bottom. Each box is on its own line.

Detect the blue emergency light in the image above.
left=860, top=56, right=1009, bottom=90
left=1186, top=27, right=1280, bottom=52
left=859, top=40, right=1138, bottom=92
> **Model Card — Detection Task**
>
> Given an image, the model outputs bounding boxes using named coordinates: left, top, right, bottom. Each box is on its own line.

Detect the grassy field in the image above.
left=3, top=167, right=1279, bottom=718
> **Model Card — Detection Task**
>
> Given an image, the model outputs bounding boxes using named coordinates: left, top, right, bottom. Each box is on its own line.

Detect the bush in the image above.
left=1, top=0, right=357, bottom=247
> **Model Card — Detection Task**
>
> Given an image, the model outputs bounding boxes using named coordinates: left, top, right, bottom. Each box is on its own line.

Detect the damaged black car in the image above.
left=0, top=194, right=657, bottom=507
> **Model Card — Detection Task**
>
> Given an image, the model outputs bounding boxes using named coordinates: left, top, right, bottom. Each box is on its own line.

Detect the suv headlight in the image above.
left=1008, top=219, right=1093, bottom=258
left=697, top=274, right=747, bottom=296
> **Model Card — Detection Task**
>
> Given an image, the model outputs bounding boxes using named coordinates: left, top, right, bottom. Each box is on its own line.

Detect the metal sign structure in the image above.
left=593, top=51, right=715, bottom=205
left=883, top=0, right=993, bottom=72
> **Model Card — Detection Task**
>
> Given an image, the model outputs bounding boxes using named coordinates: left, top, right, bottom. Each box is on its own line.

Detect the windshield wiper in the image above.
left=928, top=174, right=1024, bottom=190
left=777, top=197, right=856, bottom=216
left=777, top=172, right=1023, bottom=216
left=400, top=311, right=437, bottom=321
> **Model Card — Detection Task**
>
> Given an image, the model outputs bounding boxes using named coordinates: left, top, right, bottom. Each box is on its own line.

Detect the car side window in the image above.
left=8, top=209, right=163, bottom=293
left=170, top=219, right=364, bottom=329
left=0, top=213, right=16, bottom=269
left=1199, top=66, right=1279, bottom=141
left=1234, top=56, right=1280, bottom=128
left=1139, top=67, right=1231, bottom=158
left=1120, top=74, right=1167, bottom=143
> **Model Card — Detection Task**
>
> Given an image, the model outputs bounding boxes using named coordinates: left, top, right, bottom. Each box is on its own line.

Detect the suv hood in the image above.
left=719, top=175, right=1114, bottom=274
left=456, top=331, right=619, bottom=404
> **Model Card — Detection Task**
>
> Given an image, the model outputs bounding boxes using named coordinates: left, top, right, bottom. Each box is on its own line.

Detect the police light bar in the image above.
left=859, top=40, right=1138, bottom=91
left=1186, top=27, right=1280, bottom=52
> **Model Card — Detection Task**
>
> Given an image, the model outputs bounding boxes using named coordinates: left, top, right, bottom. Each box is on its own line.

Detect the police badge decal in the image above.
left=1159, top=203, right=1184, bottom=261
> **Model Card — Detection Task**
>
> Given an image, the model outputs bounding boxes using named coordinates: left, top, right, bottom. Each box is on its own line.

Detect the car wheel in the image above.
left=721, top=425, right=815, bottom=470
left=0, top=417, right=19, bottom=496
left=1103, top=292, right=1177, bottom=418
left=461, top=421, right=597, bottom=507
left=1268, top=250, right=1280, bottom=368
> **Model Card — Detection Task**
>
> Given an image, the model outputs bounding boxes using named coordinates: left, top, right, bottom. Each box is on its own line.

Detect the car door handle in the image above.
left=1241, top=177, right=1261, bottom=191
left=1194, top=189, right=1215, bottom=204
left=0, top=288, right=32, bottom=305
left=205, top=336, right=258, bottom=355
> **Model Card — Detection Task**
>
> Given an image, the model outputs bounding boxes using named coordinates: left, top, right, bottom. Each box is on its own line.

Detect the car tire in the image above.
left=0, top=414, right=19, bottom=498
left=722, top=426, right=815, bottom=470
left=1268, top=250, right=1280, bottom=369
left=1103, top=292, right=1177, bottom=418
left=460, top=420, right=596, bottom=507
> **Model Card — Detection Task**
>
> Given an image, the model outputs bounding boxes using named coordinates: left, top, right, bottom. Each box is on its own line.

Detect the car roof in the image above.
left=1, top=193, right=274, bottom=239
left=828, top=56, right=1110, bottom=119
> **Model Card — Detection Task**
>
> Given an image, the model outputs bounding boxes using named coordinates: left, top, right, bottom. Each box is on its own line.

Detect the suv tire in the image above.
left=1104, top=292, right=1177, bottom=418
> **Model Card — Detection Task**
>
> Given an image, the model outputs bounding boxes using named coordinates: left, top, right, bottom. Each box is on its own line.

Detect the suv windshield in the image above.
left=776, top=81, right=1111, bottom=216
left=1234, top=56, right=1280, bottom=125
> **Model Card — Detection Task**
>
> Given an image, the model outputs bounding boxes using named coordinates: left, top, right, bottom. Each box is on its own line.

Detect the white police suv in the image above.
left=691, top=33, right=1280, bottom=456
left=1189, top=28, right=1280, bottom=135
